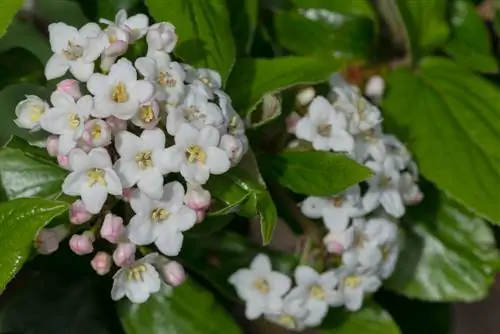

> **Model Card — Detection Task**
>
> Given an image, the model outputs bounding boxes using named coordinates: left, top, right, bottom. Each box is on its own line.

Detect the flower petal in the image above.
left=162, top=145, right=184, bottom=172
left=105, top=169, right=123, bottom=195
left=89, top=147, right=113, bottom=168
left=137, top=168, right=164, bottom=199
left=81, top=184, right=107, bottom=214
left=68, top=148, right=89, bottom=172
left=62, top=171, right=85, bottom=195
left=166, top=206, right=196, bottom=232
left=155, top=230, right=183, bottom=256
left=110, top=58, right=137, bottom=83
left=161, top=181, right=184, bottom=212
left=114, top=159, right=139, bottom=188
left=135, top=57, right=157, bottom=78
left=128, top=214, right=156, bottom=245
left=70, top=60, right=94, bottom=82
left=175, top=123, right=199, bottom=147
left=268, top=272, right=292, bottom=297
left=115, top=131, right=141, bottom=158
left=197, top=125, right=220, bottom=148
left=141, top=128, right=165, bottom=150
left=294, top=265, right=319, bottom=286
left=131, top=80, right=155, bottom=103
left=87, top=73, right=110, bottom=96
left=205, top=147, right=230, bottom=175
left=250, top=253, right=272, bottom=273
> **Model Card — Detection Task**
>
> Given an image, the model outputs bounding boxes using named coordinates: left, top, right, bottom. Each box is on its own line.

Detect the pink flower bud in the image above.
left=323, top=233, right=345, bottom=255
left=56, top=79, right=82, bottom=100
left=147, top=22, right=177, bottom=53
left=69, top=232, right=94, bottom=255
left=81, top=119, right=112, bottom=148
left=69, top=200, right=92, bottom=225
left=100, top=213, right=125, bottom=243
left=105, top=116, right=127, bottom=134
left=91, top=251, right=112, bottom=275
left=184, top=185, right=211, bottom=211
left=162, top=261, right=186, bottom=287
left=286, top=112, right=301, bottom=134
left=57, top=154, right=70, bottom=170
left=35, top=225, right=69, bottom=255
left=113, top=242, right=136, bottom=267
left=121, top=188, right=134, bottom=202
left=195, top=209, right=206, bottom=223
left=46, top=135, right=59, bottom=157
left=219, top=134, right=245, bottom=166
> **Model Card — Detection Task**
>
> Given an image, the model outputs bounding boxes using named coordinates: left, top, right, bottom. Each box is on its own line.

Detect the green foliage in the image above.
left=0, top=0, right=25, bottom=39
left=0, top=197, right=68, bottom=292
left=226, top=0, right=258, bottom=56
left=97, top=0, right=140, bottom=20
left=34, top=0, right=88, bottom=26
left=118, top=280, right=242, bottom=334
left=0, top=19, right=51, bottom=64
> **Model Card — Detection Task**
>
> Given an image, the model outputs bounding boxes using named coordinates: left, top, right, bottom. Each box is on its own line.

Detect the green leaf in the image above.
left=0, top=137, right=67, bottom=201
left=0, top=48, right=45, bottom=90
left=145, top=0, right=235, bottom=83
left=0, top=197, right=68, bottom=292
left=260, top=150, right=372, bottom=196
left=118, top=279, right=242, bottom=334
left=444, top=0, right=497, bottom=73
left=288, top=0, right=377, bottom=21
left=0, top=19, right=51, bottom=64
left=226, top=0, right=258, bottom=56
left=34, top=0, right=88, bottom=27
left=321, top=302, right=400, bottom=334
left=385, top=185, right=500, bottom=302
left=0, top=0, right=24, bottom=39
left=395, top=0, right=450, bottom=60
left=382, top=57, right=500, bottom=223
left=226, top=56, right=344, bottom=118
left=97, top=0, right=140, bottom=20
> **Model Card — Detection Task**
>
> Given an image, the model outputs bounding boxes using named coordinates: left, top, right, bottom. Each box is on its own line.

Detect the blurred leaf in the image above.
left=0, top=137, right=66, bottom=201
left=382, top=57, right=500, bottom=223
left=97, top=0, right=140, bottom=20
left=226, top=0, right=258, bottom=56
left=0, top=197, right=67, bottom=292
left=226, top=56, right=343, bottom=118
left=187, top=214, right=235, bottom=236
left=118, top=279, right=242, bottom=334
left=289, top=0, right=376, bottom=20
left=444, top=0, right=497, bottom=73
left=260, top=150, right=372, bottom=196
left=385, top=186, right=500, bottom=301
left=0, top=19, right=51, bottom=64
left=0, top=48, right=45, bottom=89
left=145, top=0, right=235, bottom=83
left=34, top=0, right=88, bottom=26
left=0, top=0, right=24, bottom=39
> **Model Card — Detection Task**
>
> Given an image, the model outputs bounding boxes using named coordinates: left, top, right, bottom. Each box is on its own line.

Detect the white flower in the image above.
left=337, top=266, right=381, bottom=311
left=164, top=124, right=230, bottom=185
left=187, top=68, right=222, bottom=98
left=101, top=9, right=149, bottom=43
left=382, top=134, right=411, bottom=170
left=111, top=253, right=161, bottom=303
left=40, top=91, right=93, bottom=154
left=229, top=254, right=291, bottom=320
left=131, top=99, right=161, bottom=129
left=128, top=182, right=196, bottom=256
left=362, top=159, right=405, bottom=218
left=114, top=129, right=171, bottom=199
left=399, top=172, right=423, bottom=205
left=14, top=95, right=50, bottom=131
left=364, top=75, right=385, bottom=103
left=295, top=96, right=354, bottom=153
left=87, top=58, right=155, bottom=120
left=147, top=22, right=178, bottom=54
left=62, top=148, right=122, bottom=214
left=81, top=119, right=112, bottom=148
left=287, top=266, right=343, bottom=321
left=220, top=134, right=247, bottom=166
left=265, top=294, right=318, bottom=331
left=379, top=240, right=400, bottom=279
left=322, top=185, right=362, bottom=230
left=45, top=22, right=104, bottom=81
left=216, top=90, right=245, bottom=137
left=300, top=196, right=329, bottom=219
left=135, top=53, right=186, bottom=106
left=353, top=125, right=386, bottom=163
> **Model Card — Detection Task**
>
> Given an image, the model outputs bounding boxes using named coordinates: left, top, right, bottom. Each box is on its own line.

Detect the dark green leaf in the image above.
left=444, top=0, right=497, bottom=73
left=0, top=48, right=45, bottom=90
left=145, top=0, right=235, bottom=83
left=226, top=0, right=258, bottom=56
left=0, top=137, right=67, bottom=201
left=34, top=0, right=88, bottom=27
left=382, top=57, right=500, bottom=223
left=288, top=0, right=376, bottom=20
left=0, top=0, right=24, bottom=39
left=0, top=19, right=51, bottom=64
left=97, top=0, right=140, bottom=20
left=118, top=279, right=242, bottom=334
left=0, top=197, right=68, bottom=292
left=226, top=56, right=344, bottom=118
left=385, top=185, right=500, bottom=301
left=260, top=151, right=372, bottom=196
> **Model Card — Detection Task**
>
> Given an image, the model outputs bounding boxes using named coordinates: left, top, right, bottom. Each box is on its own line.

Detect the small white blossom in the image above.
left=265, top=294, right=318, bottom=331
left=220, top=134, right=247, bottom=166
left=45, top=22, right=104, bottom=81
left=300, top=196, right=328, bottom=219
left=353, top=125, right=386, bottom=163
left=187, top=68, right=222, bottom=98
left=164, top=124, right=230, bottom=185
left=81, top=119, right=112, bottom=148
left=295, top=96, right=354, bottom=153
left=399, top=172, right=423, bottom=205
left=62, top=148, right=122, bottom=214
left=229, top=254, right=292, bottom=320
left=131, top=99, right=161, bottom=129
left=87, top=58, right=154, bottom=120
left=147, top=22, right=178, bottom=54
left=14, top=95, right=50, bottom=131
left=111, top=253, right=162, bottom=303
left=382, top=134, right=411, bottom=170
left=364, top=75, right=385, bottom=103
left=101, top=9, right=149, bottom=43
left=337, top=266, right=381, bottom=311
left=128, top=182, right=196, bottom=256
left=114, top=129, right=171, bottom=199
left=40, top=91, right=93, bottom=154
left=216, top=90, right=245, bottom=137
left=322, top=185, right=362, bottom=231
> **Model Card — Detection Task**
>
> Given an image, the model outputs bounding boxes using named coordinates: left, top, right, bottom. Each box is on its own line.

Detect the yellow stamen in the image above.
left=185, top=144, right=206, bottom=164
left=344, top=275, right=361, bottom=288
left=331, top=197, right=344, bottom=207
left=108, top=34, right=117, bottom=43
left=29, top=106, right=44, bottom=122
left=63, top=41, right=83, bottom=60
left=127, top=264, right=147, bottom=281
left=354, top=232, right=367, bottom=248
left=135, top=151, right=153, bottom=169
left=317, top=123, right=332, bottom=137
left=112, top=82, right=129, bottom=103
left=278, top=314, right=297, bottom=329
left=69, top=113, right=81, bottom=129
left=182, top=107, right=199, bottom=121
left=151, top=208, right=169, bottom=222
left=309, top=284, right=327, bottom=300
left=157, top=72, right=177, bottom=87
left=91, top=124, right=102, bottom=139
left=139, top=105, right=155, bottom=123
left=198, top=76, right=212, bottom=88
left=87, top=168, right=106, bottom=187
left=252, top=278, right=269, bottom=295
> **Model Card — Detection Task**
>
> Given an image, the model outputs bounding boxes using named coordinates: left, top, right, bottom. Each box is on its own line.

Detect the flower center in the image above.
left=127, top=264, right=147, bottom=281
left=139, top=105, right=155, bottom=123
left=112, top=82, right=129, bottom=103
left=198, top=76, right=212, bottom=88
left=331, top=197, right=344, bottom=207
left=87, top=168, right=106, bottom=187
left=252, top=278, right=270, bottom=295
left=379, top=175, right=392, bottom=187
left=278, top=314, right=297, bottom=329
left=362, top=129, right=379, bottom=143
left=309, top=284, right=327, bottom=300
left=91, top=124, right=102, bottom=139
left=354, top=231, right=367, bottom=248
left=29, top=106, right=44, bottom=122
left=151, top=208, right=169, bottom=222
left=63, top=41, right=83, bottom=60
left=108, top=33, right=117, bottom=44
left=157, top=71, right=177, bottom=87
left=68, top=113, right=81, bottom=129
left=344, top=275, right=361, bottom=288
left=135, top=151, right=153, bottom=169
left=317, top=123, right=332, bottom=137
left=228, top=116, right=240, bottom=134
left=185, top=144, right=206, bottom=164
left=381, top=244, right=391, bottom=260
left=182, top=106, right=202, bottom=121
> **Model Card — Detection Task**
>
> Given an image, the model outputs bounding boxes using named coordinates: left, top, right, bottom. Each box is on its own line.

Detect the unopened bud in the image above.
left=184, top=185, right=211, bottom=211
left=364, top=75, right=385, bottom=102
left=113, top=242, right=136, bottom=267
left=69, top=200, right=92, bottom=225
left=195, top=209, right=206, bottom=223
left=162, top=261, right=186, bottom=287
left=147, top=22, right=177, bottom=53
left=106, top=116, right=127, bottom=134
left=69, top=232, right=94, bottom=255
left=91, top=251, right=112, bottom=275
left=286, top=112, right=301, bottom=134
left=56, top=79, right=82, bottom=100
left=323, top=233, right=346, bottom=255
left=46, top=135, right=59, bottom=157
left=82, top=119, right=112, bottom=148
left=57, top=154, right=70, bottom=170
left=219, top=134, right=245, bottom=166
left=121, top=188, right=134, bottom=202
left=296, top=87, right=316, bottom=106
left=35, top=225, right=69, bottom=255
left=100, top=213, right=125, bottom=243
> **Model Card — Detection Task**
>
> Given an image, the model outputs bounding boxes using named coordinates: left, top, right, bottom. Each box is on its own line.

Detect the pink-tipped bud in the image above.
left=100, top=213, right=125, bottom=243
left=91, top=251, right=112, bottom=275
left=162, top=261, right=186, bottom=287
left=323, top=233, right=345, bottom=255
left=81, top=119, right=112, bottom=148
left=121, top=188, right=134, bottom=202
left=69, top=232, right=94, bottom=255
left=69, top=200, right=92, bottom=225
left=113, top=242, right=136, bottom=267
left=46, top=135, right=59, bottom=157
left=35, top=225, right=69, bottom=255
left=56, top=79, right=82, bottom=100
left=195, top=209, right=206, bottom=223
left=286, top=112, right=301, bottom=134
left=57, top=154, right=70, bottom=170
left=184, top=185, right=211, bottom=211
left=105, top=116, right=127, bottom=134
left=219, top=134, right=245, bottom=166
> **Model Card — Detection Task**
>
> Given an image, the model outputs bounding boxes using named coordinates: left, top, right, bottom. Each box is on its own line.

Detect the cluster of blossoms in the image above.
left=229, top=74, right=422, bottom=331
left=15, top=10, right=248, bottom=303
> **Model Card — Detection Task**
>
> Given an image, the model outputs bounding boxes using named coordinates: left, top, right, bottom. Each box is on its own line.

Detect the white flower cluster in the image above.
left=229, top=75, right=423, bottom=331
left=16, top=10, right=248, bottom=304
